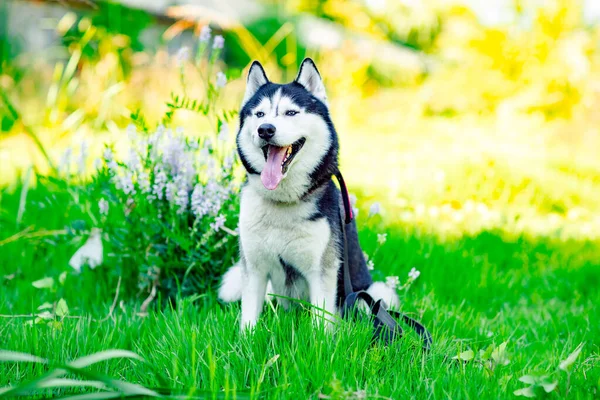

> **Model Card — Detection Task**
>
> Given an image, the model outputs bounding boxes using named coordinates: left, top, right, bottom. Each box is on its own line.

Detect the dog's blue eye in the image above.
left=285, top=110, right=299, bottom=117
left=255, top=111, right=265, bottom=118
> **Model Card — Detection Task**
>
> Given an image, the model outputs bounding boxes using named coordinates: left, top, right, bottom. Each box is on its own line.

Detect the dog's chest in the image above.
left=239, top=187, right=330, bottom=273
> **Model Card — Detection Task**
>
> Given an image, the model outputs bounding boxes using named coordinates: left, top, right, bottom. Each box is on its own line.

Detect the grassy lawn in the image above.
left=1, top=115, right=599, bottom=399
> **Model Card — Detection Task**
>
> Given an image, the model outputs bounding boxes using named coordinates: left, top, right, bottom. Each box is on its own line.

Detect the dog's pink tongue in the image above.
left=261, top=145, right=288, bottom=190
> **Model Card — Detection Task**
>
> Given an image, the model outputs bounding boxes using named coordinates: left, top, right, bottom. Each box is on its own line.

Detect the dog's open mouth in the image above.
left=260, top=137, right=306, bottom=190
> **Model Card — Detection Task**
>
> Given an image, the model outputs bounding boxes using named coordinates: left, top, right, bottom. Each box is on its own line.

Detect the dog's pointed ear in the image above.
left=242, top=61, right=269, bottom=106
left=295, top=58, right=327, bottom=104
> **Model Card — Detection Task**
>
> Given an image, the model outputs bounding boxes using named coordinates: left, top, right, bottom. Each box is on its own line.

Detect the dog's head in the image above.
left=237, top=58, right=338, bottom=201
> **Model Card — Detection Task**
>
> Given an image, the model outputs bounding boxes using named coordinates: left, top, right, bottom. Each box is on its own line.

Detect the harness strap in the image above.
left=333, top=171, right=432, bottom=351
left=334, top=171, right=353, bottom=224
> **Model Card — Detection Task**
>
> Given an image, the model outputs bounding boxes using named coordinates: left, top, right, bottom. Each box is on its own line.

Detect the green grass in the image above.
left=1, top=169, right=599, bottom=399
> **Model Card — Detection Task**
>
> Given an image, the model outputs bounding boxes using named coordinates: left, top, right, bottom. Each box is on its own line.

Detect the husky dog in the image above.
left=218, top=58, right=398, bottom=329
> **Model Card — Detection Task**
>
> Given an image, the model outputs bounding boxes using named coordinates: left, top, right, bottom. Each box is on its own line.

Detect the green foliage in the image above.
left=60, top=2, right=152, bottom=67
left=0, top=1, right=599, bottom=398
left=223, top=15, right=307, bottom=72
left=0, top=0, right=22, bottom=74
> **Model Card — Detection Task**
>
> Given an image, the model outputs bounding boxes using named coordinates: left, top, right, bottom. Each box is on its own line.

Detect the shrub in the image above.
left=68, top=29, right=240, bottom=300
left=93, top=122, right=240, bottom=300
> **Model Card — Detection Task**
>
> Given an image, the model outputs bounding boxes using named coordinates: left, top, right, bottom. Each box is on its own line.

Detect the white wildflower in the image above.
left=377, top=233, right=387, bottom=245
left=207, top=159, right=219, bottom=179
left=93, top=157, right=102, bottom=171
left=59, top=147, right=72, bottom=175
left=210, top=214, right=226, bottom=231
left=103, top=147, right=118, bottom=172
left=213, top=35, right=224, bottom=49
left=191, top=184, right=208, bottom=218
left=223, top=155, right=234, bottom=171
left=173, top=175, right=190, bottom=213
left=369, top=202, right=381, bottom=217
left=349, top=193, right=357, bottom=207
left=78, top=140, right=89, bottom=173
left=176, top=46, right=190, bottom=66
left=103, top=147, right=113, bottom=162
left=138, top=171, right=151, bottom=194
left=165, top=182, right=176, bottom=204
left=216, top=71, right=227, bottom=88
left=98, top=198, right=109, bottom=216
left=218, top=122, right=229, bottom=142
left=116, top=173, right=136, bottom=196
left=199, top=26, right=212, bottom=43
left=126, top=148, right=141, bottom=172
left=163, top=131, right=188, bottom=176
left=126, top=124, right=137, bottom=141
left=367, top=259, right=375, bottom=270
left=385, top=276, right=400, bottom=290
left=189, top=139, right=200, bottom=150
left=408, top=267, right=421, bottom=280
left=152, top=167, right=168, bottom=200
left=148, top=129, right=164, bottom=159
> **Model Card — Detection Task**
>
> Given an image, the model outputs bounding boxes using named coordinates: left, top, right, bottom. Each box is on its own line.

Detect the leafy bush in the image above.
left=93, top=122, right=239, bottom=299
left=64, top=28, right=240, bottom=300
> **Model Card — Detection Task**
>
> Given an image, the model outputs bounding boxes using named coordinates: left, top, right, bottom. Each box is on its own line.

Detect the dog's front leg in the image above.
left=307, top=268, right=338, bottom=328
left=240, top=269, right=268, bottom=331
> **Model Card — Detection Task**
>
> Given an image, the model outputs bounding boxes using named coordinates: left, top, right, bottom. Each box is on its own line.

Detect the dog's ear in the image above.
left=295, top=58, right=327, bottom=104
left=242, top=61, right=269, bottom=106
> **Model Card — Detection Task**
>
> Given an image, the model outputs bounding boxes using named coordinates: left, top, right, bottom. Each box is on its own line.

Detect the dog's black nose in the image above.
left=258, top=123, right=276, bottom=140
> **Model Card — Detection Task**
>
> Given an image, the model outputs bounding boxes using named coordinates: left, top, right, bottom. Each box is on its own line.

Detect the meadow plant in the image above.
left=70, top=29, right=241, bottom=300
left=92, top=122, right=239, bottom=299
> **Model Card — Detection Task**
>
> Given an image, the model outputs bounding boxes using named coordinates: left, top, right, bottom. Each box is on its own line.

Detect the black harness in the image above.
left=334, top=172, right=433, bottom=350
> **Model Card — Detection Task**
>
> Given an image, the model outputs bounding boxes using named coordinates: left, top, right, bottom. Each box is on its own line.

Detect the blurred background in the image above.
left=2, top=0, right=600, bottom=237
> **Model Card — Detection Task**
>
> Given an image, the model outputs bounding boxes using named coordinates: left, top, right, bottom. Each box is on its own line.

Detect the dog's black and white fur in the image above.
left=218, top=58, right=398, bottom=329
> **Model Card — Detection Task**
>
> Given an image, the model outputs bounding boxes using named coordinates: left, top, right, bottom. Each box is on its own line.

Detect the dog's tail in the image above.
left=218, top=262, right=244, bottom=302
left=366, top=282, right=400, bottom=310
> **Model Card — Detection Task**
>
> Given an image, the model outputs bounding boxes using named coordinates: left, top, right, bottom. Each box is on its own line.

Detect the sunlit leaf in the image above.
left=452, top=349, right=474, bottom=362
left=559, top=342, right=584, bottom=372
left=541, top=381, right=557, bottom=393
left=36, top=311, right=54, bottom=320
left=55, top=299, right=69, bottom=318
left=59, top=271, right=68, bottom=285
left=37, top=302, right=53, bottom=310
left=265, top=354, right=279, bottom=368
left=37, top=378, right=107, bottom=390
left=0, top=350, right=48, bottom=364
left=54, top=393, right=124, bottom=400
left=514, top=386, right=536, bottom=397
left=69, top=350, right=144, bottom=369
left=32, top=277, right=55, bottom=289
left=491, top=341, right=509, bottom=365
left=518, top=375, right=536, bottom=385
left=479, top=344, right=494, bottom=361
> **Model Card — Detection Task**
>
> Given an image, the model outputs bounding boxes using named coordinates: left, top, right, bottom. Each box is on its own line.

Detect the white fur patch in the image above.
left=218, top=262, right=243, bottom=302
left=366, top=282, right=400, bottom=310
